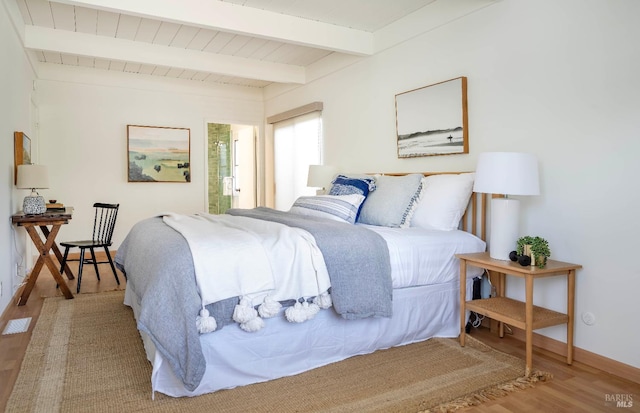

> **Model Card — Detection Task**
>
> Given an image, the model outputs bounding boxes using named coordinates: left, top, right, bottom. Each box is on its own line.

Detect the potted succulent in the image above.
left=516, top=236, right=550, bottom=268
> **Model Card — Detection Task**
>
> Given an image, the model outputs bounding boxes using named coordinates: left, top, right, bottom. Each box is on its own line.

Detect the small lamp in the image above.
left=17, top=164, right=50, bottom=214
left=473, top=152, right=540, bottom=260
left=307, top=165, right=337, bottom=195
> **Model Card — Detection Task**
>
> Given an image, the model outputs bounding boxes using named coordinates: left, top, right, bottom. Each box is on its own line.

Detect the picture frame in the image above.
left=127, top=125, right=191, bottom=183
left=14, top=131, right=32, bottom=185
left=395, top=77, right=468, bottom=158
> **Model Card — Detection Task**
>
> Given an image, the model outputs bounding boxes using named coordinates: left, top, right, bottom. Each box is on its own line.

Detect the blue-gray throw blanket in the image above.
left=227, top=207, right=392, bottom=320
left=115, top=217, right=237, bottom=391
left=115, top=208, right=391, bottom=391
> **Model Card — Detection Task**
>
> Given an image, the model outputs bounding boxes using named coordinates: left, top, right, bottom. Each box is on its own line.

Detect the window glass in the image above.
left=273, top=111, right=323, bottom=210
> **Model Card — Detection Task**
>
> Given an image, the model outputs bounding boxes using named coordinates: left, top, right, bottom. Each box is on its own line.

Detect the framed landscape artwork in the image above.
left=395, top=77, right=468, bottom=158
left=127, top=125, right=191, bottom=182
left=14, top=131, right=32, bottom=185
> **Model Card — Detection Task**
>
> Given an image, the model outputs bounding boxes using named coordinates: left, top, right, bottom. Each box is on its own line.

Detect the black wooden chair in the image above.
left=59, top=203, right=121, bottom=293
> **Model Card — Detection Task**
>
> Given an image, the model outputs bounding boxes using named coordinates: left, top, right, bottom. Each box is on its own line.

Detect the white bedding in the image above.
left=361, top=224, right=485, bottom=288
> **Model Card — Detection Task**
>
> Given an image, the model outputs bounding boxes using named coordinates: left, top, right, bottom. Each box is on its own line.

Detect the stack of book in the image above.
left=46, top=202, right=65, bottom=212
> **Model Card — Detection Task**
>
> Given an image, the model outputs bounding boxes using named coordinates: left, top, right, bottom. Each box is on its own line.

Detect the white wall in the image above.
left=0, top=0, right=37, bottom=310
left=35, top=66, right=264, bottom=248
left=264, top=0, right=640, bottom=368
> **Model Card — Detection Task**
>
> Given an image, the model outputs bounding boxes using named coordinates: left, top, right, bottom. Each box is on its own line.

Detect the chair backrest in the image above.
left=92, top=203, right=119, bottom=244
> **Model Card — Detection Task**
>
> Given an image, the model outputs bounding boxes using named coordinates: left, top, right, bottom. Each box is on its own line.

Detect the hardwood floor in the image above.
left=463, top=330, right=640, bottom=412
left=0, top=263, right=638, bottom=412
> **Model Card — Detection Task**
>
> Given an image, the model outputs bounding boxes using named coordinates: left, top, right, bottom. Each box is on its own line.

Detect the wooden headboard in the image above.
left=380, top=172, right=487, bottom=242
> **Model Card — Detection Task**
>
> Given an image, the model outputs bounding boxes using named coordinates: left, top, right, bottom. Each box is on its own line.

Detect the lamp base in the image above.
left=23, top=194, right=46, bottom=214
left=488, top=198, right=520, bottom=260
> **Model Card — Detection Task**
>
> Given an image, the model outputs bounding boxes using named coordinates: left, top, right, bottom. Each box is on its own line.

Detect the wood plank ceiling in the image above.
left=12, top=0, right=493, bottom=88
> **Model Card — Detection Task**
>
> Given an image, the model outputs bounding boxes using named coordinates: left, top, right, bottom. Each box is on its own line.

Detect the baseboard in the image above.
left=505, top=327, right=640, bottom=385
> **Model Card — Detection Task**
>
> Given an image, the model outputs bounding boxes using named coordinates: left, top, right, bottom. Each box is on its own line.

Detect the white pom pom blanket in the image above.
left=162, top=212, right=331, bottom=331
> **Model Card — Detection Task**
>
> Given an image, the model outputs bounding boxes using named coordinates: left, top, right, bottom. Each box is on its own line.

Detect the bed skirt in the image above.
left=124, top=279, right=473, bottom=398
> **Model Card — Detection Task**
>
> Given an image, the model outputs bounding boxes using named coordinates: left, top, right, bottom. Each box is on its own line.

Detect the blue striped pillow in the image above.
left=329, top=175, right=376, bottom=197
left=328, top=175, right=376, bottom=219
left=290, top=194, right=366, bottom=224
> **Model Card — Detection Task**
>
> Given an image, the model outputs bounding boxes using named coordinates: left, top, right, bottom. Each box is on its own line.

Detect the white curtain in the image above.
left=273, top=111, right=322, bottom=210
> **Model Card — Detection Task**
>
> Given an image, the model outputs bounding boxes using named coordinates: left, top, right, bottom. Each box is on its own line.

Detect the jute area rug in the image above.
left=7, top=291, right=550, bottom=413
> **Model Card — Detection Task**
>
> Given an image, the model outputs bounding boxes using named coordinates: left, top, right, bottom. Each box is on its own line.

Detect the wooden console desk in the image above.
left=11, top=208, right=75, bottom=305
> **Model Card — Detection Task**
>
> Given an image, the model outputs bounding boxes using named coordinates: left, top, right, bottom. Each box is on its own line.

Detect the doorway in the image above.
left=207, top=123, right=257, bottom=214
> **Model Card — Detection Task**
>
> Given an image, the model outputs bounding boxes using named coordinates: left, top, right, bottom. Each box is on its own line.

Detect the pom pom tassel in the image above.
left=196, top=308, right=217, bottom=334
left=240, top=316, right=264, bottom=332
left=233, top=297, right=264, bottom=332
left=233, top=297, right=258, bottom=323
left=258, top=295, right=282, bottom=318
left=313, top=292, right=332, bottom=309
left=285, top=302, right=308, bottom=323
left=285, top=300, right=321, bottom=323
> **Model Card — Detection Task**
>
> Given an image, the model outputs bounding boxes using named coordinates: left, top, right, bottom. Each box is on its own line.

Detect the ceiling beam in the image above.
left=50, top=0, right=374, bottom=56
left=24, top=26, right=306, bottom=84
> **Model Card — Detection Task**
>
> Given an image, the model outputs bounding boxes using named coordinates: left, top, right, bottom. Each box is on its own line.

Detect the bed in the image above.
left=115, top=172, right=488, bottom=397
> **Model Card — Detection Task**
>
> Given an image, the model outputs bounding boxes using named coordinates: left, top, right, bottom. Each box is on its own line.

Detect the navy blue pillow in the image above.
left=328, top=175, right=376, bottom=218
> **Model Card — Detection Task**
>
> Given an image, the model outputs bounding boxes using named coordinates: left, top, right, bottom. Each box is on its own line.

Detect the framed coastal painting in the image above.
left=127, top=125, right=191, bottom=182
left=395, top=77, right=468, bottom=158
left=14, top=131, right=32, bottom=185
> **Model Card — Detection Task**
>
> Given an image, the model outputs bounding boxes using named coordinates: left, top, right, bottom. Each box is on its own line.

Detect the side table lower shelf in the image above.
left=466, top=297, right=569, bottom=331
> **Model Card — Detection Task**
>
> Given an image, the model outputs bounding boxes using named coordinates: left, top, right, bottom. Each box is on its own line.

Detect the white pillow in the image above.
left=411, top=173, right=475, bottom=231
left=358, top=174, right=424, bottom=228
left=290, top=194, right=365, bottom=224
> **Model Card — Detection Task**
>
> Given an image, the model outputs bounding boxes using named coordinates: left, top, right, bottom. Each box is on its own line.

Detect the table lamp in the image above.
left=307, top=165, right=337, bottom=195
left=17, top=164, right=49, bottom=214
left=473, top=152, right=540, bottom=260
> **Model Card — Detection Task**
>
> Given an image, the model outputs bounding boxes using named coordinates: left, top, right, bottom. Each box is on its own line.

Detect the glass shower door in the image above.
left=208, top=123, right=232, bottom=214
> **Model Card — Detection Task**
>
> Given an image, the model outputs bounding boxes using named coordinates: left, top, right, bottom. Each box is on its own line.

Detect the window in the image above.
left=270, top=103, right=323, bottom=210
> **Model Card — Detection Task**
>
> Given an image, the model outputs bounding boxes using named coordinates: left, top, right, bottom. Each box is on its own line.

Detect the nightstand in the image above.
left=456, top=252, right=582, bottom=376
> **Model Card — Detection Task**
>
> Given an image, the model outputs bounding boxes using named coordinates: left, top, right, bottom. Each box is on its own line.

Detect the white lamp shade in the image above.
left=474, top=152, right=539, bottom=260
left=17, top=164, right=49, bottom=190
left=473, top=152, right=539, bottom=196
left=307, top=165, right=337, bottom=188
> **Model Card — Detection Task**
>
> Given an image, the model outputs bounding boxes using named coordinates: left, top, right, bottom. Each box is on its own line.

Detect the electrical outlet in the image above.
left=582, top=312, right=596, bottom=326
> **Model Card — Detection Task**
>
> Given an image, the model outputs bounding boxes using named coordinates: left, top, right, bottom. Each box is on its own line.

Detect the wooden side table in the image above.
left=457, top=252, right=581, bottom=376
left=11, top=208, right=75, bottom=305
